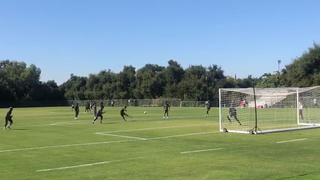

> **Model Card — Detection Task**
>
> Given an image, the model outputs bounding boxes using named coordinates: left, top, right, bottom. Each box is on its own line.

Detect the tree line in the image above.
left=1, top=43, right=319, bottom=105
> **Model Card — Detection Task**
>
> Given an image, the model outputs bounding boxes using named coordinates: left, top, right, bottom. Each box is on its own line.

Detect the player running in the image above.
left=92, top=103, right=97, bottom=117
left=100, top=101, right=105, bottom=111
left=4, top=107, right=14, bottom=129
left=163, top=101, right=170, bottom=119
left=93, top=108, right=104, bottom=124
left=85, top=101, right=91, bottom=112
left=74, top=103, right=80, bottom=120
left=120, top=106, right=129, bottom=121
left=227, top=102, right=242, bottom=125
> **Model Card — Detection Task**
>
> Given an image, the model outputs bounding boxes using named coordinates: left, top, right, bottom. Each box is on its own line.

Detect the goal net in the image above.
left=219, top=86, right=320, bottom=134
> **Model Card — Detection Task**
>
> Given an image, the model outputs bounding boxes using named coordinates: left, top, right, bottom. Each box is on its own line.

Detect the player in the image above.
left=100, top=101, right=105, bottom=111
left=205, top=101, right=211, bottom=117
left=71, top=103, right=75, bottom=111
left=4, top=107, right=13, bottom=129
left=93, top=108, right=104, bottom=124
left=163, top=101, right=170, bottom=119
left=227, top=102, right=241, bottom=125
left=74, top=103, right=80, bottom=119
left=85, top=101, right=91, bottom=112
left=92, top=102, right=97, bottom=117
left=299, top=101, right=304, bottom=120
left=120, top=106, right=129, bottom=121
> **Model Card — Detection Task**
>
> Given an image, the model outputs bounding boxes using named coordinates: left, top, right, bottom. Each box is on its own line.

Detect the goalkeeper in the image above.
left=227, top=103, right=242, bottom=125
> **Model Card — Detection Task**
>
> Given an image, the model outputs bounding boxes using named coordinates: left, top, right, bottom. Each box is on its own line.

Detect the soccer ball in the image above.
left=144, top=111, right=147, bottom=114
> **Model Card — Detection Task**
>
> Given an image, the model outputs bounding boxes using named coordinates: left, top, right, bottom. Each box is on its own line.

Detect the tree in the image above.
left=60, top=74, right=87, bottom=100
left=179, top=65, right=207, bottom=100
left=0, top=60, right=65, bottom=103
left=164, top=60, right=185, bottom=98
left=135, top=64, right=165, bottom=98
left=283, top=44, right=320, bottom=87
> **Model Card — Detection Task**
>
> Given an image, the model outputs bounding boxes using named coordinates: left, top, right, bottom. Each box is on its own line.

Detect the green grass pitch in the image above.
left=1, top=106, right=320, bottom=179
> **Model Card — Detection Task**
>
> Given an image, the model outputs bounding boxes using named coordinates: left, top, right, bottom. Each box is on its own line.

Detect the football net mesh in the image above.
left=219, top=86, right=320, bottom=134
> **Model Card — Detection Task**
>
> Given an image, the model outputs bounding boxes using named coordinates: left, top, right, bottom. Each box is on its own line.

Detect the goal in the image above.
left=219, top=86, right=320, bottom=134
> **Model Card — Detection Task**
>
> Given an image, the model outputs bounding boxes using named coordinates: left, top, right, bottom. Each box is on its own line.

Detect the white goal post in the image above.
left=219, top=86, right=320, bottom=134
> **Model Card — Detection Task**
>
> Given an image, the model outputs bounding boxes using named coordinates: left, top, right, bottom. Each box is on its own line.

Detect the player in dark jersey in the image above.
left=71, top=103, right=75, bottom=111
left=163, top=102, right=170, bottom=119
left=100, top=101, right=105, bottom=111
left=120, top=106, right=129, bottom=121
left=85, top=101, right=91, bottom=112
left=93, top=108, right=104, bottom=124
left=92, top=103, right=97, bottom=117
left=205, top=101, right=211, bottom=117
left=4, top=107, right=13, bottom=129
left=227, top=103, right=241, bottom=125
left=74, top=103, right=80, bottom=120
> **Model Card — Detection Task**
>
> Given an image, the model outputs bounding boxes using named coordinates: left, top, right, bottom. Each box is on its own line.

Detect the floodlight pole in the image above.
left=277, top=60, right=281, bottom=73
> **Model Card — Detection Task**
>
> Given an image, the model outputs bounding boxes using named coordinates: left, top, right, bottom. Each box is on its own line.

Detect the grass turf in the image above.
left=1, top=106, right=320, bottom=179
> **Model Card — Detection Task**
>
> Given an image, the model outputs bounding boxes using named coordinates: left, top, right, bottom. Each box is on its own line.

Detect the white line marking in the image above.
left=181, top=148, right=224, bottom=154
left=49, top=122, right=86, bottom=126
left=276, top=138, right=308, bottom=144
left=0, top=140, right=132, bottom=153
left=148, top=131, right=216, bottom=140
left=96, top=124, right=214, bottom=134
left=96, top=133, right=147, bottom=140
left=36, top=157, right=142, bottom=172
left=0, top=131, right=218, bottom=153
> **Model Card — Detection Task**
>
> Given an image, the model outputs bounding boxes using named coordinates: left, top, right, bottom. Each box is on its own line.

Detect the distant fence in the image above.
left=0, top=99, right=210, bottom=108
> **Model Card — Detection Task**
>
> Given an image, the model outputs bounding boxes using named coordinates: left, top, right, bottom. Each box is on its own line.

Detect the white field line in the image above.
left=96, top=133, right=148, bottom=140
left=180, top=148, right=224, bottom=154
left=148, top=131, right=216, bottom=140
left=276, top=138, right=308, bottom=144
left=36, top=157, right=143, bottom=172
left=96, top=124, right=214, bottom=134
left=0, top=131, right=218, bottom=153
left=14, top=121, right=89, bottom=128
left=97, top=131, right=216, bottom=141
left=0, top=140, right=132, bottom=153
left=49, top=121, right=89, bottom=126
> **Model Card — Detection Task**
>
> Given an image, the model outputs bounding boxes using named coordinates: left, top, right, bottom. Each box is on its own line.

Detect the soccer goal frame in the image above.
left=219, top=86, right=320, bottom=134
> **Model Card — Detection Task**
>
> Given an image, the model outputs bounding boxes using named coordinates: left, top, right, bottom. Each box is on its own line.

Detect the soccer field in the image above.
left=1, top=106, right=320, bottom=179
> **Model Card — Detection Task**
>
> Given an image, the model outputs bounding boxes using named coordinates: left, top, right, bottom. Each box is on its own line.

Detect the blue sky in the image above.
left=0, top=0, right=319, bottom=84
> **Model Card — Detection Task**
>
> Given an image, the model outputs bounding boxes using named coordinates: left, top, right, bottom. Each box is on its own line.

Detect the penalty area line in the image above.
left=36, top=157, right=143, bottom=172
left=276, top=138, right=308, bottom=144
